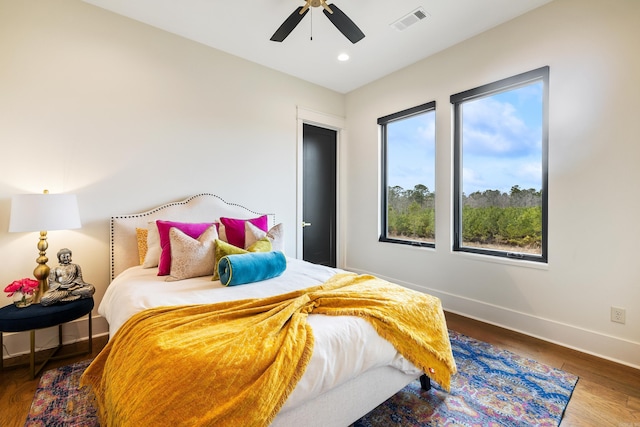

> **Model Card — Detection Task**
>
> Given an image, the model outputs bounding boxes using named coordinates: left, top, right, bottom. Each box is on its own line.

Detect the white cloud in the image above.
left=461, top=84, right=543, bottom=193
left=462, top=91, right=540, bottom=157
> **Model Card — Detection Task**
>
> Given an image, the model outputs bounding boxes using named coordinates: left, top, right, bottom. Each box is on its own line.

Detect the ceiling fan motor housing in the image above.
left=271, top=1, right=365, bottom=44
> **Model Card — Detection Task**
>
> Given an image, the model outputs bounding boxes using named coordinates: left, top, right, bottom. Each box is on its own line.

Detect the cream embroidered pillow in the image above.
left=245, top=222, right=285, bottom=253
left=166, top=224, right=219, bottom=281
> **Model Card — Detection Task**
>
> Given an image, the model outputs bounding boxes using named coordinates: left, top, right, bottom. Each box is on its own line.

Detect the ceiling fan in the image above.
left=270, top=0, right=365, bottom=44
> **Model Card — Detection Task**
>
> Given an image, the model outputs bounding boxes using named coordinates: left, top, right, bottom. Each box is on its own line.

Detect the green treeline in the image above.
left=388, top=184, right=435, bottom=241
left=387, top=185, right=542, bottom=248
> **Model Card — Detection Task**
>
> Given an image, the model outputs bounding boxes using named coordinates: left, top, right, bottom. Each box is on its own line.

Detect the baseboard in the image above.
left=347, top=267, right=640, bottom=370
left=1, top=314, right=110, bottom=361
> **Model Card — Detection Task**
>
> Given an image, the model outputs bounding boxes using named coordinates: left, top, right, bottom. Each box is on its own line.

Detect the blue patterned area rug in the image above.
left=354, top=330, right=578, bottom=427
left=25, top=331, right=578, bottom=426
left=25, top=358, right=97, bottom=427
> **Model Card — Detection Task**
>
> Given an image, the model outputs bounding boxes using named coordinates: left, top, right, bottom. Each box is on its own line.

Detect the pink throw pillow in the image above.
left=219, top=215, right=268, bottom=248
left=156, top=220, right=214, bottom=276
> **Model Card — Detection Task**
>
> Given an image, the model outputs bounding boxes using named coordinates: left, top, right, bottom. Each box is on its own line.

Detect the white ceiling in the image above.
left=82, top=0, right=553, bottom=94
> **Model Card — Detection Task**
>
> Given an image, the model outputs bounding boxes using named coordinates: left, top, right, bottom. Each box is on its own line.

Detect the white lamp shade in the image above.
left=9, top=193, right=82, bottom=232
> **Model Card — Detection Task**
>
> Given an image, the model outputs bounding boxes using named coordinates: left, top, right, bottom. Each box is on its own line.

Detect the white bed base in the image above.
left=274, top=366, right=420, bottom=427
left=109, top=193, right=420, bottom=426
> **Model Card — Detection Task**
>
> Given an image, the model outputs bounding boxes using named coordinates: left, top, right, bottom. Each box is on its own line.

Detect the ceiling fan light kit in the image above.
left=270, top=0, right=365, bottom=44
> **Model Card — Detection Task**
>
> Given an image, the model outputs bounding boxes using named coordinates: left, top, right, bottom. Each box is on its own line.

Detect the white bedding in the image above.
left=99, top=257, right=421, bottom=412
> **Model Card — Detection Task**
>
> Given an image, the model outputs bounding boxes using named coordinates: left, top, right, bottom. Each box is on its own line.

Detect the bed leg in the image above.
left=420, top=374, right=431, bottom=391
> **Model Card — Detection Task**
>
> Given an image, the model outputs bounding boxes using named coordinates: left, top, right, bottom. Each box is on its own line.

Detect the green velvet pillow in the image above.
left=213, top=238, right=272, bottom=280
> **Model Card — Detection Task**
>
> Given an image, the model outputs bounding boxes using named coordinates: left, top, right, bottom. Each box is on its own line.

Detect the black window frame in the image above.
left=378, top=101, right=436, bottom=248
left=451, top=66, right=549, bottom=263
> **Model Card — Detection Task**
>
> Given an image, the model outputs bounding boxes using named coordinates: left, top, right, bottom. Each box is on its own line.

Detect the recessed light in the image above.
left=337, top=53, right=350, bottom=62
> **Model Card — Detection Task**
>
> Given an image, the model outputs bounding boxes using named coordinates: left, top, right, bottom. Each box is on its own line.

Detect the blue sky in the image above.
left=387, top=111, right=436, bottom=192
left=462, top=82, right=543, bottom=194
left=387, top=81, right=543, bottom=195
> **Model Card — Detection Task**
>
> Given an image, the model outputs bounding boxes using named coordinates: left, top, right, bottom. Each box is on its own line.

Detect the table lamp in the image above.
left=8, top=190, right=82, bottom=303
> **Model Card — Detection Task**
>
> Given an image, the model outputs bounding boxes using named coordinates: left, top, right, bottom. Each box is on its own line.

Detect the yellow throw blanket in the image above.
left=81, top=273, right=456, bottom=427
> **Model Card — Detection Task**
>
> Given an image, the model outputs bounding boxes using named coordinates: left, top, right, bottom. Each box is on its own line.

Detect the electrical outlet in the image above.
left=611, top=306, right=626, bottom=324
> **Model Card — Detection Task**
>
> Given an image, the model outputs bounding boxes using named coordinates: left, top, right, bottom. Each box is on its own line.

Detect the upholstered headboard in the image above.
left=110, top=193, right=275, bottom=280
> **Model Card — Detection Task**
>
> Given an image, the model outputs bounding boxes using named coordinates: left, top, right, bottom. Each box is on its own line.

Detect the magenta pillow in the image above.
left=220, top=215, right=268, bottom=248
left=156, top=220, right=214, bottom=276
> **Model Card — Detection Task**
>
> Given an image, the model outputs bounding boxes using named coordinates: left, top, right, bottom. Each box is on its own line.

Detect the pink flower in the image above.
left=4, top=278, right=40, bottom=297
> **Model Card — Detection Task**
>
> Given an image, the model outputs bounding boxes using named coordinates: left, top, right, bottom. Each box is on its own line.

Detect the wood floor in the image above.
left=1, top=313, right=639, bottom=427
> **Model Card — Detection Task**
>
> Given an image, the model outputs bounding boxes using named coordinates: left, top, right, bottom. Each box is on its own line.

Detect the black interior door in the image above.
left=303, top=124, right=337, bottom=267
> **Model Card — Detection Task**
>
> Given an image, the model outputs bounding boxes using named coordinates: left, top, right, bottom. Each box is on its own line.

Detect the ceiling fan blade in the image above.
left=270, top=7, right=309, bottom=42
left=322, top=3, right=365, bottom=44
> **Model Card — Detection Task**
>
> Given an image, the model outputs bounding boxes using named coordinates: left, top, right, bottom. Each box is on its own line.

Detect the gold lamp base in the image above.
left=32, top=231, right=50, bottom=304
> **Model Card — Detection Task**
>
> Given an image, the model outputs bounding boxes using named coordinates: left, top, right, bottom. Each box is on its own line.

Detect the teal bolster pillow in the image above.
left=218, top=251, right=287, bottom=286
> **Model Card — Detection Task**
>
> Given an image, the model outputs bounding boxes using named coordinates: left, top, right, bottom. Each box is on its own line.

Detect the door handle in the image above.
left=302, top=221, right=312, bottom=228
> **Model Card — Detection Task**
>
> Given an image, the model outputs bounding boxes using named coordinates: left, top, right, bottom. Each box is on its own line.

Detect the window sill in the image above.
left=453, top=250, right=549, bottom=270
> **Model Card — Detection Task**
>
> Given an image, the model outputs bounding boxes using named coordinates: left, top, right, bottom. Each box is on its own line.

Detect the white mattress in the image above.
left=99, top=257, right=421, bottom=411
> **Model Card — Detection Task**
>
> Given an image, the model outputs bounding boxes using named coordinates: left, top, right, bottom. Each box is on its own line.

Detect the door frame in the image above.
left=296, top=106, right=345, bottom=266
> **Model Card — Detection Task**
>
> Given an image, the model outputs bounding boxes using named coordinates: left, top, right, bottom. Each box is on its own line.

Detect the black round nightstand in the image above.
left=0, top=298, right=93, bottom=379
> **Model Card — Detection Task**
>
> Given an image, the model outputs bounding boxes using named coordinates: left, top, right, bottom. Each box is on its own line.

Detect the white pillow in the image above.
left=245, top=222, right=285, bottom=253
left=142, top=221, right=161, bottom=268
left=166, top=224, right=219, bottom=281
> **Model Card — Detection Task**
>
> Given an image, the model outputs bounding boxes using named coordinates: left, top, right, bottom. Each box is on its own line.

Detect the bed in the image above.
left=87, top=193, right=456, bottom=426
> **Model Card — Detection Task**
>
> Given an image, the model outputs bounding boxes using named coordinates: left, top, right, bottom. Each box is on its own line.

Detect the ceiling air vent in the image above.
left=390, top=7, right=429, bottom=31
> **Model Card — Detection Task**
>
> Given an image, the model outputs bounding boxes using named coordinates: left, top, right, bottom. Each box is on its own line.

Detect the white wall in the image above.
left=0, top=0, right=343, bottom=356
left=343, top=0, right=640, bottom=368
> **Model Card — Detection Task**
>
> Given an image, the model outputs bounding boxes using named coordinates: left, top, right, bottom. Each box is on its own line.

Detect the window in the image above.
left=452, top=66, right=549, bottom=262
left=379, top=101, right=436, bottom=247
